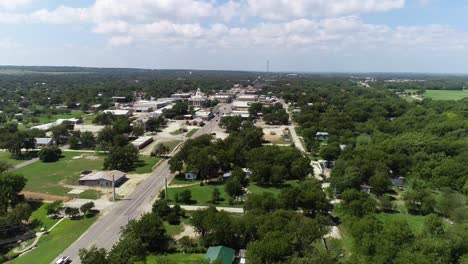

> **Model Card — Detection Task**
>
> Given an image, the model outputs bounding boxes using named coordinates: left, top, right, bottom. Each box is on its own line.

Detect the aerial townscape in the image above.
left=0, top=1, right=468, bottom=264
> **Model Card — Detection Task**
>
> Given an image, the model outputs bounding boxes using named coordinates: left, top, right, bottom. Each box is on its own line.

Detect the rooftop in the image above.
left=80, top=170, right=126, bottom=182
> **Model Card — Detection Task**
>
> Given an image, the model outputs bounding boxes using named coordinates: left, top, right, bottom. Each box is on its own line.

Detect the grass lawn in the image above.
left=168, top=182, right=232, bottom=206
left=77, top=189, right=101, bottom=200
left=162, top=140, right=183, bottom=153
left=131, top=156, right=160, bottom=174
left=81, top=114, right=97, bottom=125
left=10, top=216, right=96, bottom=264
left=35, top=110, right=83, bottom=124
left=247, top=180, right=299, bottom=196
left=144, top=253, right=205, bottom=264
left=29, top=202, right=60, bottom=232
left=186, top=129, right=199, bottom=137
left=15, top=152, right=158, bottom=197
left=424, top=90, right=468, bottom=100
left=170, top=130, right=184, bottom=135
left=164, top=216, right=191, bottom=237
left=15, top=152, right=104, bottom=196
left=0, top=151, right=31, bottom=166
left=376, top=213, right=428, bottom=234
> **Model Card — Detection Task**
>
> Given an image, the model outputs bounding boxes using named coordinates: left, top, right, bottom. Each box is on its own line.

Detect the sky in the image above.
left=1, top=0, right=468, bottom=73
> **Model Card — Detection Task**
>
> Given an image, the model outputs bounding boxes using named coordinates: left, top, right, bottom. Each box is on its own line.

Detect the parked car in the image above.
left=55, top=256, right=70, bottom=264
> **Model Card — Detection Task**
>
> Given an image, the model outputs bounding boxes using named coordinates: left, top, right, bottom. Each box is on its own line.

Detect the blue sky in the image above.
left=1, top=0, right=468, bottom=73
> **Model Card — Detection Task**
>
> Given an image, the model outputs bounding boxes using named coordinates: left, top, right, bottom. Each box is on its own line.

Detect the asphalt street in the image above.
left=54, top=106, right=225, bottom=264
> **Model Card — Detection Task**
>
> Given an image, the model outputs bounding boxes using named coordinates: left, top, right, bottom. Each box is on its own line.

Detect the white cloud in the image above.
left=0, top=0, right=33, bottom=10
left=109, top=35, right=133, bottom=46
left=245, top=0, right=406, bottom=20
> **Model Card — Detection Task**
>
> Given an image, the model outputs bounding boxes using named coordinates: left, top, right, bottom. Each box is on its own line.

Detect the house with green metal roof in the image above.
left=203, top=246, right=235, bottom=264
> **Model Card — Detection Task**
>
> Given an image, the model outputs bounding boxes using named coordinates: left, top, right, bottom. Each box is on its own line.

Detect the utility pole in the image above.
left=112, top=174, right=116, bottom=201
left=164, top=177, right=168, bottom=200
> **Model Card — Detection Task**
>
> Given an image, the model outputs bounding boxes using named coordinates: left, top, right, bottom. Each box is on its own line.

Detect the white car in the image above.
left=55, top=256, right=70, bottom=264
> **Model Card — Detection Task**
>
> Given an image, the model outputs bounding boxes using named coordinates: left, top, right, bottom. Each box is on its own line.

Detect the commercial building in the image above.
left=189, top=88, right=208, bottom=107
left=31, top=118, right=80, bottom=131
left=237, top=94, right=258, bottom=102
left=103, top=109, right=133, bottom=116
left=79, top=170, right=126, bottom=187
left=131, top=136, right=154, bottom=149
left=231, top=101, right=251, bottom=111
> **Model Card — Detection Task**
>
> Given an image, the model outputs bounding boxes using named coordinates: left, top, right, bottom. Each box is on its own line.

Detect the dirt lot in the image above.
left=116, top=173, right=152, bottom=198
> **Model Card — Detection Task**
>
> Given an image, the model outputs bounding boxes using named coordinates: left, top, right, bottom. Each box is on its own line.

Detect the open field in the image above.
left=10, top=216, right=96, bottom=264
left=0, top=151, right=31, bottom=166
left=376, top=213, right=428, bottom=234
left=168, top=179, right=300, bottom=206
left=35, top=110, right=83, bottom=124
left=424, top=90, right=468, bottom=100
left=15, top=152, right=157, bottom=198
left=247, top=180, right=299, bottom=196
left=168, top=183, right=232, bottom=206
left=15, top=152, right=104, bottom=197
left=144, top=253, right=204, bottom=264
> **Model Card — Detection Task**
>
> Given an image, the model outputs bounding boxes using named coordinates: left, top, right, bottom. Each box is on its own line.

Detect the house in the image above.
left=204, top=246, right=235, bottom=264
left=185, top=172, right=197, bottom=180
left=316, top=132, right=329, bottom=140
left=79, top=170, right=126, bottom=187
left=111, top=96, right=127, bottom=103
left=35, top=137, right=53, bottom=148
left=391, top=177, right=406, bottom=189
left=360, top=184, right=372, bottom=194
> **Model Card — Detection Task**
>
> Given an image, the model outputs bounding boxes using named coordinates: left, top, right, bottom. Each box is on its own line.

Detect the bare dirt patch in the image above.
left=22, top=191, right=71, bottom=202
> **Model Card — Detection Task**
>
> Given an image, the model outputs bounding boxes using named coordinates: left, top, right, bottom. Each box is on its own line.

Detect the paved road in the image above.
left=55, top=105, right=227, bottom=264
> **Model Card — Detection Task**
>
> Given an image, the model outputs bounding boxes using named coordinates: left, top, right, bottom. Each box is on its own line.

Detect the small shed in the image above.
left=204, top=246, right=235, bottom=264
left=391, top=177, right=405, bottom=189
left=316, top=132, right=329, bottom=140
left=185, top=172, right=197, bottom=180
left=360, top=184, right=372, bottom=194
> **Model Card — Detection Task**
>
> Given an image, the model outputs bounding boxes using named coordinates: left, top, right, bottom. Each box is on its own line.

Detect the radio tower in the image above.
left=266, top=59, right=270, bottom=81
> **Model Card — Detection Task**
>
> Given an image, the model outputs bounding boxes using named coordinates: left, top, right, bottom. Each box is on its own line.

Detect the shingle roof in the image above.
left=204, top=246, right=235, bottom=264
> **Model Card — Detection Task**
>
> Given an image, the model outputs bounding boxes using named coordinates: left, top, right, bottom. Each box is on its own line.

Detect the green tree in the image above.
left=103, top=145, right=139, bottom=172
left=179, top=190, right=192, bottom=204
left=211, top=188, right=221, bottom=204
left=0, top=173, right=27, bottom=215
left=152, top=200, right=171, bottom=219
left=79, top=246, right=108, bottom=264
left=38, top=146, right=62, bottom=162
left=369, top=173, right=391, bottom=196
left=152, top=143, right=170, bottom=157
